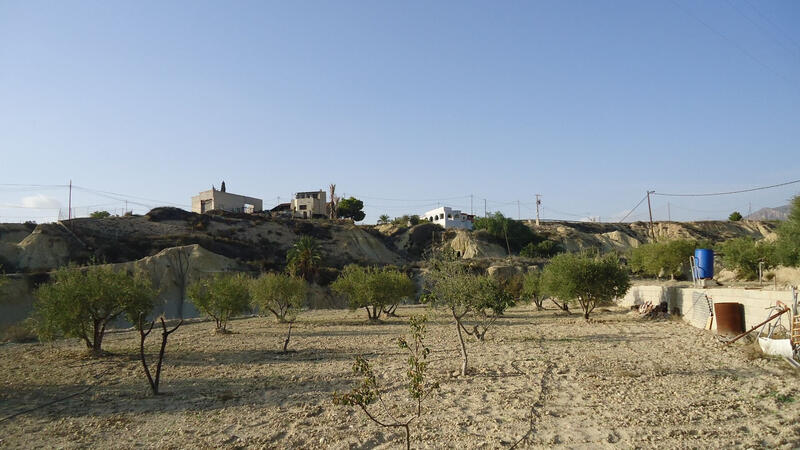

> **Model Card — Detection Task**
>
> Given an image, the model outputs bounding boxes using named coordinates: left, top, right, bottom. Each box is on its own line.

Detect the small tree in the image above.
left=138, top=315, right=181, bottom=395
left=187, top=273, right=250, bottom=333
left=250, top=272, right=308, bottom=352
left=33, top=266, right=155, bottom=356
left=775, top=195, right=800, bottom=267
left=521, top=271, right=545, bottom=310
left=337, top=197, right=366, bottom=222
left=333, top=315, right=438, bottom=450
left=473, top=212, right=542, bottom=253
left=423, top=250, right=512, bottom=376
left=287, top=236, right=322, bottom=282
left=629, top=240, right=695, bottom=280
left=90, top=210, right=111, bottom=218
left=541, top=253, right=630, bottom=320
left=332, top=265, right=415, bottom=321
left=378, top=214, right=390, bottom=224
left=729, top=211, right=743, bottom=221
left=718, top=237, right=775, bottom=280
left=166, top=246, right=192, bottom=319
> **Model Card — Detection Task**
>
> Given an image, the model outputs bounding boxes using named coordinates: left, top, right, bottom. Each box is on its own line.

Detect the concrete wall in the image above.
left=621, top=284, right=796, bottom=331
left=191, top=190, right=263, bottom=213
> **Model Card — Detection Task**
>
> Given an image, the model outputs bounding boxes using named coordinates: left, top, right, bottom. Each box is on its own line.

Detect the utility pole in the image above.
left=484, top=199, right=487, bottom=218
left=517, top=200, right=520, bottom=221
left=646, top=190, right=656, bottom=242
left=535, top=194, right=541, bottom=226
left=667, top=202, right=671, bottom=222
left=68, top=180, right=72, bottom=222
left=470, top=194, right=473, bottom=215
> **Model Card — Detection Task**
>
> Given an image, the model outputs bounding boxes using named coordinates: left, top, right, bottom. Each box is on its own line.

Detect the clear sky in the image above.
left=1, top=0, right=799, bottom=224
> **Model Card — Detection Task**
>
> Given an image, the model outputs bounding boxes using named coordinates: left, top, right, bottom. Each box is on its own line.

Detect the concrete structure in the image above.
left=291, top=190, right=327, bottom=219
left=621, top=284, right=796, bottom=331
left=422, top=206, right=474, bottom=230
left=191, top=187, right=263, bottom=214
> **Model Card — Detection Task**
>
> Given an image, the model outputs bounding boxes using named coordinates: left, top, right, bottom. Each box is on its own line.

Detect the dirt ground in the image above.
left=1, top=305, right=799, bottom=449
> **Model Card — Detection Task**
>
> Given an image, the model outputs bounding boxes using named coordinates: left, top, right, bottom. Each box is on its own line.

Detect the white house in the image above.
left=422, top=206, right=474, bottom=230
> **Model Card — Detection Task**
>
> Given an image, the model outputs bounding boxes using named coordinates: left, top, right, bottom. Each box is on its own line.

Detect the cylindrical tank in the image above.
left=695, top=248, right=714, bottom=279
left=714, top=302, right=744, bottom=336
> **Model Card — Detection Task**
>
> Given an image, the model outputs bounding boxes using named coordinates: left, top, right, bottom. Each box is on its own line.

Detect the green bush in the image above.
left=718, top=237, right=775, bottom=280
left=520, top=240, right=564, bottom=259
left=473, top=212, right=542, bottom=253
left=33, top=266, right=155, bottom=355
left=250, top=272, right=308, bottom=322
left=90, top=210, right=111, bottom=219
left=332, top=265, right=415, bottom=321
left=629, top=240, right=696, bottom=279
left=337, top=197, right=366, bottom=222
left=775, top=196, right=800, bottom=267
left=541, top=253, right=630, bottom=320
left=188, top=273, right=251, bottom=333
left=728, top=211, right=743, bottom=221
left=521, top=271, right=545, bottom=310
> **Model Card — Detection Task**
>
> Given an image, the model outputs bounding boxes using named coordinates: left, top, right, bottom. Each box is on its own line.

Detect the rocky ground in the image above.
left=1, top=305, right=798, bottom=449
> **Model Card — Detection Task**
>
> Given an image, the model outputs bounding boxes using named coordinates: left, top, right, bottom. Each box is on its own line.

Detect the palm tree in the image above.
left=378, top=214, right=390, bottom=224
left=287, top=236, right=322, bottom=281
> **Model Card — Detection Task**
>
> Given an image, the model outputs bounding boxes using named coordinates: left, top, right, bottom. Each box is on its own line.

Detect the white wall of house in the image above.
left=422, top=206, right=473, bottom=230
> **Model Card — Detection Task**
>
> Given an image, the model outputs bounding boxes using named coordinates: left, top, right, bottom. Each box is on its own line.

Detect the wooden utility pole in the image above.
left=484, top=199, right=487, bottom=218
left=470, top=194, right=473, bottom=215
left=68, top=180, right=72, bottom=222
left=535, top=194, right=541, bottom=226
left=667, top=202, right=671, bottom=222
left=646, top=190, right=656, bottom=242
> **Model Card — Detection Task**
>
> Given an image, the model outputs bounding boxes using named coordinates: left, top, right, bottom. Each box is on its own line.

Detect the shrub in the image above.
left=187, top=273, right=251, bottom=333
left=629, top=240, right=695, bottom=279
left=775, top=195, right=800, bottom=267
left=473, top=212, right=542, bottom=253
left=333, top=315, right=438, bottom=450
left=729, top=211, right=743, bottom=221
left=521, top=271, right=544, bottom=310
left=33, top=266, right=155, bottom=356
left=90, top=210, right=111, bottom=219
left=332, top=265, right=415, bottom=321
left=718, top=237, right=775, bottom=280
left=250, top=272, right=308, bottom=322
left=520, top=240, right=564, bottom=259
left=541, top=253, right=630, bottom=320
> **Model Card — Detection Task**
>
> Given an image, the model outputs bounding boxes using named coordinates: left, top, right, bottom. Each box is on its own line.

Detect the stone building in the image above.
left=191, top=186, right=263, bottom=214
left=291, top=190, right=327, bottom=219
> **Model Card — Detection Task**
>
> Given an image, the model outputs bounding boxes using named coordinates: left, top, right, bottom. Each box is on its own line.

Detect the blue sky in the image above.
left=1, top=0, right=799, bottom=224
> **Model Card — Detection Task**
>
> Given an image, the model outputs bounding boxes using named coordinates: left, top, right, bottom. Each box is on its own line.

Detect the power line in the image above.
left=743, top=0, right=800, bottom=52
left=668, top=0, right=799, bottom=89
left=654, top=177, right=800, bottom=197
left=724, top=0, right=800, bottom=59
left=618, top=193, right=650, bottom=223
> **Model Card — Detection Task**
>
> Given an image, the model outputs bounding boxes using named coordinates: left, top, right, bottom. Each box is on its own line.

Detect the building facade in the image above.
left=191, top=188, right=263, bottom=214
left=422, top=206, right=474, bottom=230
left=291, top=190, right=327, bottom=219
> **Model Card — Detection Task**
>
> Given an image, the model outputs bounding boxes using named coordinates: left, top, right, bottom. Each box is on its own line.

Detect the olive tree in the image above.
left=775, top=195, right=800, bottom=267
left=521, top=271, right=545, bottom=310
left=33, top=265, right=155, bottom=356
left=187, top=273, right=250, bottom=333
left=334, top=315, right=438, bottom=450
left=629, top=240, right=695, bottom=280
left=332, top=265, right=415, bottom=322
left=423, top=250, right=513, bottom=376
left=250, top=272, right=308, bottom=352
left=541, top=253, right=630, bottom=320
left=718, top=237, right=775, bottom=280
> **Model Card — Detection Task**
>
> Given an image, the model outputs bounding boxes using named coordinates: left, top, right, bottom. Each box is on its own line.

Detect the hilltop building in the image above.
left=291, top=190, right=327, bottom=219
left=422, top=206, right=474, bottom=230
left=191, top=184, right=262, bottom=214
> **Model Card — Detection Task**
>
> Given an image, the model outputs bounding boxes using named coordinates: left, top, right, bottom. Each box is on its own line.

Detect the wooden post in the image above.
left=647, top=190, right=655, bottom=242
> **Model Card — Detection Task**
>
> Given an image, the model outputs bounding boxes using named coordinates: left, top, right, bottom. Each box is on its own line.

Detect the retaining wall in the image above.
left=620, top=285, right=796, bottom=331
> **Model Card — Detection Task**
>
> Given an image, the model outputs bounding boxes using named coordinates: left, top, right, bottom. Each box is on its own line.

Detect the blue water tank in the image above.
left=695, top=249, right=714, bottom=279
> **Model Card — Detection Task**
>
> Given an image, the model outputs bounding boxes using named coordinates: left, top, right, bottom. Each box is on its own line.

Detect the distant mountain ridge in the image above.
left=746, top=205, right=789, bottom=221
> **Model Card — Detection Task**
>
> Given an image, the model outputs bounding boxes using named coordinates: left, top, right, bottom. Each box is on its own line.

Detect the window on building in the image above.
left=299, top=204, right=307, bottom=210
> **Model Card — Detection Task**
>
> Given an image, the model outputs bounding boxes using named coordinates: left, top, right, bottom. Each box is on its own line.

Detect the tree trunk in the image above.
left=453, top=310, right=468, bottom=376
left=282, top=322, right=293, bottom=353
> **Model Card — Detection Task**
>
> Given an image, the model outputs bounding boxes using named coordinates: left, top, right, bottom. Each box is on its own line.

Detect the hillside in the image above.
left=746, top=205, right=789, bottom=221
